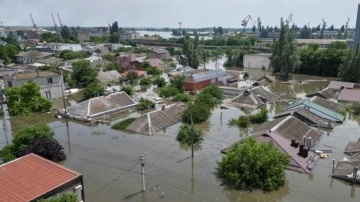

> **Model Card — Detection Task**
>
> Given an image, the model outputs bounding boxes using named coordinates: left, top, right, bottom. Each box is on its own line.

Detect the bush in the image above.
left=176, top=125, right=203, bottom=145
left=12, top=125, right=54, bottom=156
left=0, top=145, right=16, bottom=163
left=38, top=193, right=78, bottom=202
left=18, top=137, right=66, bottom=162
left=139, top=77, right=152, bottom=85
left=228, top=116, right=249, bottom=128
left=350, top=103, right=360, bottom=115
left=159, top=85, right=179, bottom=98
left=249, top=108, right=268, bottom=124
left=152, top=76, right=166, bottom=87
left=173, top=93, right=191, bottom=102
left=217, top=137, right=290, bottom=191
left=121, top=86, right=134, bottom=96
left=111, top=118, right=136, bottom=130
left=83, top=82, right=104, bottom=100
left=182, top=103, right=211, bottom=124
left=136, top=98, right=155, bottom=111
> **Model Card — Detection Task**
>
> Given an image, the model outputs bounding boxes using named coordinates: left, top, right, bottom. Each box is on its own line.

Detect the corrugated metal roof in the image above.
left=338, top=89, right=360, bottom=102
left=186, top=69, right=226, bottom=83
left=283, top=99, right=344, bottom=122
left=0, top=153, right=81, bottom=202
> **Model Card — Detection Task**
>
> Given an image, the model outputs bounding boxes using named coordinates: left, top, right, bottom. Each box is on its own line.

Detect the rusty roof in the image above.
left=0, top=153, right=81, bottom=202
left=338, top=89, right=360, bottom=102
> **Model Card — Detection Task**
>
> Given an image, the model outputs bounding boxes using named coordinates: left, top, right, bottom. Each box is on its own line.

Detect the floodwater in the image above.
left=2, top=55, right=360, bottom=201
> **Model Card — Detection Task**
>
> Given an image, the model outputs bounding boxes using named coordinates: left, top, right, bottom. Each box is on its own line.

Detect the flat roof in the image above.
left=0, top=153, right=81, bottom=202
left=11, top=70, right=60, bottom=80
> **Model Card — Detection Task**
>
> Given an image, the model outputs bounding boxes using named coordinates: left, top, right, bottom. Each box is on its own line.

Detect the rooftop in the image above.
left=328, top=81, right=355, bottom=90
left=7, top=70, right=60, bottom=80
left=185, top=69, right=226, bottom=83
left=0, top=153, right=81, bottom=202
left=97, top=70, right=120, bottom=83
left=338, top=89, right=360, bottom=102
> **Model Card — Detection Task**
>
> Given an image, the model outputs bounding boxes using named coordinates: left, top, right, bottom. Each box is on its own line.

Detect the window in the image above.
left=7, top=81, right=12, bottom=87
left=45, top=91, right=52, bottom=99
left=47, top=77, right=53, bottom=83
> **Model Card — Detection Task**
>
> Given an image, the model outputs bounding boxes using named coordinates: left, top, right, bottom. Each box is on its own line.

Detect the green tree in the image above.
left=217, top=137, right=290, bottom=191
left=60, top=26, right=71, bottom=40
left=83, top=82, right=104, bottom=100
left=152, top=76, right=166, bottom=87
left=59, top=50, right=85, bottom=60
left=270, top=18, right=300, bottom=79
left=169, top=75, right=185, bottom=93
left=159, top=85, right=179, bottom=98
left=338, top=45, right=360, bottom=82
left=109, top=32, right=120, bottom=43
left=4, top=44, right=20, bottom=61
left=136, top=98, right=155, bottom=111
left=110, top=21, right=119, bottom=34
left=199, top=49, right=211, bottom=69
left=194, top=85, right=224, bottom=108
left=139, top=77, right=152, bottom=85
left=176, top=125, right=203, bottom=145
left=102, top=54, right=115, bottom=62
left=182, top=103, right=211, bottom=124
left=121, top=86, right=134, bottom=96
left=6, top=81, right=52, bottom=116
left=5, top=31, right=18, bottom=45
left=179, top=34, right=200, bottom=69
left=173, top=93, right=191, bottom=102
left=70, top=60, right=97, bottom=87
left=11, top=124, right=54, bottom=156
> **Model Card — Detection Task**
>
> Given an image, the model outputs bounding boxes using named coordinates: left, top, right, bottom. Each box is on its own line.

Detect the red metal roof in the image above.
left=338, top=89, right=360, bottom=102
left=0, top=153, right=81, bottom=202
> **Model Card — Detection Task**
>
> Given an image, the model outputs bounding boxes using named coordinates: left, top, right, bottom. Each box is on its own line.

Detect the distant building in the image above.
left=0, top=153, right=85, bottom=202
left=119, top=32, right=140, bottom=41
left=184, top=69, right=227, bottom=91
left=116, top=55, right=141, bottom=70
left=295, top=39, right=347, bottom=48
left=41, top=43, right=82, bottom=53
left=15, top=51, right=54, bottom=64
left=77, top=30, right=90, bottom=42
left=4, top=70, right=64, bottom=99
left=312, top=31, right=338, bottom=39
left=145, top=58, right=166, bottom=71
left=147, top=48, right=172, bottom=60
left=243, top=53, right=271, bottom=69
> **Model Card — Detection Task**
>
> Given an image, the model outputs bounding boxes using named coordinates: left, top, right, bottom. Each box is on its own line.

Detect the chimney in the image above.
left=299, top=143, right=304, bottom=155
left=303, top=136, right=307, bottom=145
left=291, top=139, right=299, bottom=148
left=307, top=137, right=312, bottom=148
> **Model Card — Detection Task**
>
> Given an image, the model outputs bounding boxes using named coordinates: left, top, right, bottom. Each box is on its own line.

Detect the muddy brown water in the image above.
left=48, top=71, right=360, bottom=202
left=2, top=67, right=360, bottom=201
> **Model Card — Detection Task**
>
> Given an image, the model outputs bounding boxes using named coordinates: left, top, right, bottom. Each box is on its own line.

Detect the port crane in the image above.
left=30, top=13, right=37, bottom=28
left=51, top=13, right=58, bottom=34
left=286, top=13, right=293, bottom=26
left=241, top=15, right=252, bottom=32
left=57, top=13, right=63, bottom=28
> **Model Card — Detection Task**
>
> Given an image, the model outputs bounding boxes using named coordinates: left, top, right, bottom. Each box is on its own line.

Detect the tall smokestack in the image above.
left=355, top=4, right=360, bottom=46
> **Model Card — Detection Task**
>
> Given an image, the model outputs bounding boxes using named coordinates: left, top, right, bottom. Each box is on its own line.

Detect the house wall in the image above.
left=4, top=74, right=64, bottom=99
left=243, top=54, right=271, bottom=69
left=185, top=80, right=211, bottom=91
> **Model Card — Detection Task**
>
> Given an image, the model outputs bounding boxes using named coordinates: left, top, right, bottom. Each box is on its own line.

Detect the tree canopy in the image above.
left=70, top=60, right=97, bottom=88
left=6, top=81, right=52, bottom=116
left=338, top=44, right=360, bottom=82
left=270, top=18, right=300, bottom=79
left=217, top=137, right=290, bottom=191
left=179, top=34, right=200, bottom=69
left=176, top=125, right=203, bottom=145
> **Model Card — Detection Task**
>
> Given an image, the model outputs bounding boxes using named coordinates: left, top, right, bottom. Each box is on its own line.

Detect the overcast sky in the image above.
left=0, top=0, right=359, bottom=28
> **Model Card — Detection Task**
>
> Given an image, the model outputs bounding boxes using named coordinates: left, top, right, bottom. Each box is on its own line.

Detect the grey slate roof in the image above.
left=97, top=70, right=120, bottom=83
left=310, top=96, right=344, bottom=114
left=67, top=91, right=137, bottom=120
left=126, top=103, right=186, bottom=135
left=231, top=86, right=279, bottom=108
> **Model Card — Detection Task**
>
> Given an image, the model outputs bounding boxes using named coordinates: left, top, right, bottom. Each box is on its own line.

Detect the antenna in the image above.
left=179, top=22, right=182, bottom=30
left=30, top=13, right=37, bottom=28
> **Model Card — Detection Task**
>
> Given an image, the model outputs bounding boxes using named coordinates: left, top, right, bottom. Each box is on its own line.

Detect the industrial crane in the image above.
left=30, top=13, right=37, bottom=28
left=57, top=13, right=63, bottom=28
left=252, top=17, right=262, bottom=32
left=286, top=13, right=293, bottom=25
left=241, top=15, right=252, bottom=32
left=51, top=13, right=58, bottom=34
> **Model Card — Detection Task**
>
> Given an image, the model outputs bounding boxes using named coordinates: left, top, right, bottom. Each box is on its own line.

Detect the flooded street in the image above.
left=2, top=56, right=360, bottom=201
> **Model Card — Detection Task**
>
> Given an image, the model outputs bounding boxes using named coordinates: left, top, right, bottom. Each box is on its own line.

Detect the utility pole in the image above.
left=60, top=70, right=71, bottom=155
left=139, top=154, right=146, bottom=191
left=191, top=112, right=194, bottom=158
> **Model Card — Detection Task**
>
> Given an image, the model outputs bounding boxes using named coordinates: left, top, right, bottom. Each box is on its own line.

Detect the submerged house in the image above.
left=184, top=69, right=227, bottom=91
left=126, top=103, right=186, bottom=135
left=338, top=89, right=360, bottom=103
left=332, top=152, right=360, bottom=184
left=283, top=99, right=344, bottom=123
left=252, top=75, right=275, bottom=87
left=67, top=92, right=137, bottom=121
left=306, top=88, right=340, bottom=100
left=251, top=116, right=323, bottom=173
left=231, top=86, right=279, bottom=109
